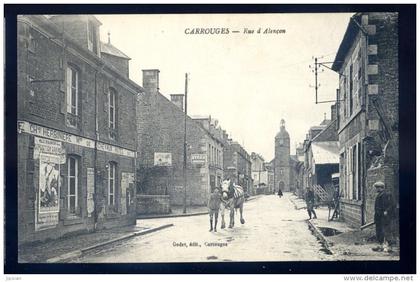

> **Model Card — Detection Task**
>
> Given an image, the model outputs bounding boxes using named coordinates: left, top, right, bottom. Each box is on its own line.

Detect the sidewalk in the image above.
left=18, top=220, right=171, bottom=263
left=288, top=194, right=400, bottom=260
left=138, top=205, right=208, bottom=219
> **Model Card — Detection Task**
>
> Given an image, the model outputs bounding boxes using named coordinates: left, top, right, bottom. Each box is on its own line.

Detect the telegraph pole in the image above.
left=183, top=73, right=188, bottom=214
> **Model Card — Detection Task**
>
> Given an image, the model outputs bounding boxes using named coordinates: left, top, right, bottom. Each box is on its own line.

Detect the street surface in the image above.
left=75, top=193, right=334, bottom=262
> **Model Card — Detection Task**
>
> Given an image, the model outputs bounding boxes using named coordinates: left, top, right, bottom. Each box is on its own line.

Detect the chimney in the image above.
left=170, top=94, right=184, bottom=111
left=331, top=103, right=337, bottom=121
left=142, top=69, right=160, bottom=94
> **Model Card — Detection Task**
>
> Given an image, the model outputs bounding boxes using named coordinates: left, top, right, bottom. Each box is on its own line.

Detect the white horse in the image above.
left=220, top=179, right=245, bottom=229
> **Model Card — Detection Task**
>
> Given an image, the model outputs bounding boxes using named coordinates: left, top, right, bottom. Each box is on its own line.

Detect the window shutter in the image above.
left=59, top=170, right=67, bottom=220
left=104, top=87, right=109, bottom=113
left=66, top=67, right=72, bottom=113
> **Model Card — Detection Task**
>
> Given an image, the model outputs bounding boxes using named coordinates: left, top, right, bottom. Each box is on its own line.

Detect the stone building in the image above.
left=17, top=15, right=138, bottom=245
left=222, top=138, right=253, bottom=195
left=136, top=70, right=224, bottom=212
left=302, top=107, right=339, bottom=200
left=332, top=12, right=399, bottom=227
left=293, top=143, right=305, bottom=198
left=274, top=119, right=293, bottom=192
left=264, top=162, right=275, bottom=194
left=251, top=153, right=271, bottom=194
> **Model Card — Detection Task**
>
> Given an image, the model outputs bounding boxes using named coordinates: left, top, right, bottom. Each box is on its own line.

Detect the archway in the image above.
left=279, top=181, right=285, bottom=192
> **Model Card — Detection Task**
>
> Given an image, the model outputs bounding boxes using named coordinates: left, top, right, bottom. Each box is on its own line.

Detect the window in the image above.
left=66, top=66, right=78, bottom=116
left=349, top=64, right=354, bottom=115
left=28, top=29, right=36, bottom=53
left=108, top=162, right=116, bottom=206
left=208, top=144, right=211, bottom=165
left=88, top=21, right=98, bottom=54
left=109, top=88, right=116, bottom=129
left=343, top=77, right=347, bottom=118
left=67, top=156, right=78, bottom=214
left=28, top=75, right=35, bottom=96
left=352, top=145, right=357, bottom=200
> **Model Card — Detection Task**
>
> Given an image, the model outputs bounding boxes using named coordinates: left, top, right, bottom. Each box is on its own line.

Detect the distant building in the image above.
left=303, top=106, right=339, bottom=199
left=332, top=12, right=399, bottom=227
left=136, top=70, right=224, bottom=212
left=293, top=143, right=305, bottom=198
left=274, top=119, right=293, bottom=192
left=223, top=139, right=253, bottom=195
left=251, top=153, right=271, bottom=194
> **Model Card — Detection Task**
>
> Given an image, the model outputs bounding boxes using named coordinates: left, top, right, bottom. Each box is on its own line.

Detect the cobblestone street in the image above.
left=74, top=193, right=333, bottom=262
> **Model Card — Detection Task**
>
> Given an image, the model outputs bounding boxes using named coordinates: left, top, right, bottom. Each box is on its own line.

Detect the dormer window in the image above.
left=87, top=21, right=98, bottom=54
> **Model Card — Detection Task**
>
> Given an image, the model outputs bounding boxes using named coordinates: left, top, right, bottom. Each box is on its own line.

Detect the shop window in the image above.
left=67, top=156, right=79, bottom=214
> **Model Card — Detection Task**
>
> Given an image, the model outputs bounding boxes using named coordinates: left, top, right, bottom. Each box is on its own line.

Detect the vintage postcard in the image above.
left=6, top=5, right=415, bottom=274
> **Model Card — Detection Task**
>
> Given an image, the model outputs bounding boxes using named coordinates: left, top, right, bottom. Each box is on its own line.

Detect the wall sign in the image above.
left=191, top=154, right=207, bottom=164
left=154, top=153, right=172, bottom=166
left=18, top=121, right=136, bottom=158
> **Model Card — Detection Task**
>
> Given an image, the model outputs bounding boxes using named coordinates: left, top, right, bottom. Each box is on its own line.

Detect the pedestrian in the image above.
left=372, top=181, right=395, bottom=252
left=330, top=185, right=340, bottom=220
left=277, top=188, right=283, bottom=198
left=305, top=187, right=317, bottom=219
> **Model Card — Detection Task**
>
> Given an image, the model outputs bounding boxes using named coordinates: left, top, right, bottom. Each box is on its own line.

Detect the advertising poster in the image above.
left=87, top=168, right=95, bottom=216
left=36, top=153, right=60, bottom=231
left=121, top=172, right=135, bottom=215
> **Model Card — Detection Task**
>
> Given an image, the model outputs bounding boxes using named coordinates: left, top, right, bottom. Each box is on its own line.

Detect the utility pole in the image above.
left=310, top=56, right=344, bottom=104
left=183, top=73, right=188, bottom=214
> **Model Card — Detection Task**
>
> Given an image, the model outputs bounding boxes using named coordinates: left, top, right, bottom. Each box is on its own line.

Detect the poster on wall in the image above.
left=34, top=137, right=66, bottom=164
left=36, top=153, right=61, bottom=231
left=87, top=168, right=95, bottom=217
left=154, top=152, right=172, bottom=166
left=121, top=172, right=135, bottom=215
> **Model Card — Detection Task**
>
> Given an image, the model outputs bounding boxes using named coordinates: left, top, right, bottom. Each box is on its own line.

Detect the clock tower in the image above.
left=274, top=119, right=291, bottom=192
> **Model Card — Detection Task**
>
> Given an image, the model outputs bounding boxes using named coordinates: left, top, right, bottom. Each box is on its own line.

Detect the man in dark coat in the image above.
left=305, top=187, right=317, bottom=219
left=372, top=181, right=395, bottom=252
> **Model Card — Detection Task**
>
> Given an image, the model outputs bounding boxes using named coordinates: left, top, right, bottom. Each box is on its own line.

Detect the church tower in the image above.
left=274, top=119, right=291, bottom=192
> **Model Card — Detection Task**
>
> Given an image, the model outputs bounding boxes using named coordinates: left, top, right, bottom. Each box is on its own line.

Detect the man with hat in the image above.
left=372, top=181, right=395, bottom=252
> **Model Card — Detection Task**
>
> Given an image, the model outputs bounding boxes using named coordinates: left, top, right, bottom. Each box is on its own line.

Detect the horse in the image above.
left=220, top=179, right=245, bottom=229
left=208, top=187, right=222, bottom=232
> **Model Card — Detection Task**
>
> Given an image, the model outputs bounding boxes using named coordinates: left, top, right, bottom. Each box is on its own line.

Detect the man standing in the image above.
left=305, top=187, right=317, bottom=219
left=372, top=181, right=395, bottom=252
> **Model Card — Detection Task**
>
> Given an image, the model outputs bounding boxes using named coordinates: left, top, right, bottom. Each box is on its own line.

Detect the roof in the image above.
left=311, top=141, right=339, bottom=165
left=332, top=13, right=361, bottom=71
left=100, top=41, right=131, bottom=60
left=312, top=119, right=338, bottom=142
left=320, top=119, right=331, bottom=126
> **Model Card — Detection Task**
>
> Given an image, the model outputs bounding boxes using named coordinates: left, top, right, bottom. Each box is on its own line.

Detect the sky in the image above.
left=96, top=13, right=353, bottom=161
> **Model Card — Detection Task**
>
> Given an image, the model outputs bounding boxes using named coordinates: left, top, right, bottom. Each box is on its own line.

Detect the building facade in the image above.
left=274, top=119, right=292, bottom=192
left=17, top=15, right=138, bottom=245
left=136, top=70, right=224, bottom=210
left=223, top=140, right=253, bottom=195
left=332, top=12, right=399, bottom=227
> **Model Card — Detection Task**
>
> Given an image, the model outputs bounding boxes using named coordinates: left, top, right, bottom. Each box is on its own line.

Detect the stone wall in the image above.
left=137, top=195, right=171, bottom=215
